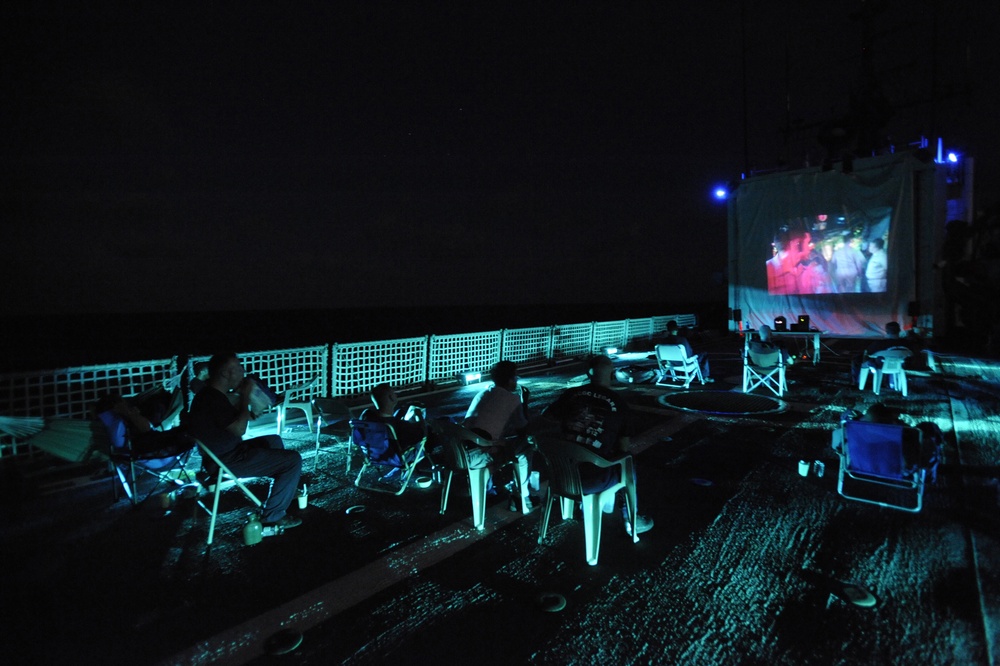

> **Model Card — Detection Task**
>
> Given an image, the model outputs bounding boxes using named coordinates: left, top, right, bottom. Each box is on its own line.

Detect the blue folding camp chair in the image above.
left=350, top=419, right=427, bottom=496
left=836, top=420, right=928, bottom=513
left=96, top=410, right=198, bottom=506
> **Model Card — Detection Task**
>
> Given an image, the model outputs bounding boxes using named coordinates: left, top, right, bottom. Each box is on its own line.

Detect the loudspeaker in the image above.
left=732, top=308, right=742, bottom=323
left=791, top=314, right=810, bottom=332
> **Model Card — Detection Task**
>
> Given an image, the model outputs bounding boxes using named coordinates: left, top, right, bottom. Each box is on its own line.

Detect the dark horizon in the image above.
left=4, top=2, right=998, bottom=317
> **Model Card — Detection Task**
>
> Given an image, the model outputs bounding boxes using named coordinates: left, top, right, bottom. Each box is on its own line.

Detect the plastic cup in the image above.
left=798, top=460, right=810, bottom=477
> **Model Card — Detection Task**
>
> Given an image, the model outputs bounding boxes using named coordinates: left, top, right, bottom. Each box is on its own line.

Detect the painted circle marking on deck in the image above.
left=264, top=628, right=303, bottom=655
left=536, top=592, right=567, bottom=613
left=346, top=505, right=366, bottom=514
left=690, top=478, right=714, bottom=487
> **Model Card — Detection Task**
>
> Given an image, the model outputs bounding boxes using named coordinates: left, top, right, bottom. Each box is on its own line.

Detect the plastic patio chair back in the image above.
left=860, top=347, right=913, bottom=396
left=837, top=420, right=926, bottom=512
left=655, top=343, right=704, bottom=389
left=534, top=436, right=639, bottom=566
left=432, top=420, right=492, bottom=530
left=276, top=375, right=320, bottom=434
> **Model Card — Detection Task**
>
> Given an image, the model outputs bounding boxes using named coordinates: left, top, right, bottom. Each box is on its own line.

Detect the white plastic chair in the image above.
left=276, top=376, right=319, bottom=434
left=654, top=343, right=705, bottom=389
left=859, top=347, right=912, bottom=397
left=535, top=436, right=638, bottom=566
left=433, top=421, right=493, bottom=531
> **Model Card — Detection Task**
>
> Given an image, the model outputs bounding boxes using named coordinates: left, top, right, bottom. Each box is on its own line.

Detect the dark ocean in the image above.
left=0, top=302, right=727, bottom=373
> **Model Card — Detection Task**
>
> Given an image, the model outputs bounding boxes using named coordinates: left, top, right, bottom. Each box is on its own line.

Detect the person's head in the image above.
left=586, top=355, right=615, bottom=386
left=193, top=362, right=210, bottom=381
left=666, top=320, right=679, bottom=336
left=870, top=238, right=884, bottom=252
left=885, top=321, right=901, bottom=338
left=370, top=383, right=399, bottom=414
left=861, top=403, right=903, bottom=425
left=758, top=324, right=773, bottom=342
left=207, top=352, right=245, bottom=391
left=490, top=361, right=518, bottom=391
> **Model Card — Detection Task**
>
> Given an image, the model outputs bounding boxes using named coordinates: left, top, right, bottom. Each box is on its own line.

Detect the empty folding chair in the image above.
left=276, top=375, right=320, bottom=434
left=535, top=436, right=638, bottom=566
left=350, top=419, right=428, bottom=496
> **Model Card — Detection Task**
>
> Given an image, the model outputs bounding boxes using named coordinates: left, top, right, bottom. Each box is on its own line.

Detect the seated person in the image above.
left=663, top=319, right=712, bottom=381
left=184, top=353, right=303, bottom=532
left=94, top=392, right=193, bottom=458
left=851, top=321, right=904, bottom=383
left=463, top=360, right=535, bottom=514
left=749, top=325, right=793, bottom=365
left=543, top=355, right=653, bottom=536
left=358, top=383, right=428, bottom=465
left=831, top=403, right=941, bottom=480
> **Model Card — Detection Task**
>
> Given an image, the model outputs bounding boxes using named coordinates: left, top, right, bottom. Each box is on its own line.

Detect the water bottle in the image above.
left=243, top=512, right=263, bottom=546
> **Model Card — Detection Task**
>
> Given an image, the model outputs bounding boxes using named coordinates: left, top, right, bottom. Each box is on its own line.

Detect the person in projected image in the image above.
left=543, top=355, right=653, bottom=537
left=832, top=235, right=868, bottom=293
left=865, top=238, right=888, bottom=292
left=799, top=250, right=834, bottom=294
left=766, top=227, right=812, bottom=295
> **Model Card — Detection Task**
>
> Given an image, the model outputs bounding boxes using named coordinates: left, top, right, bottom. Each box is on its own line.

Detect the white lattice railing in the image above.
left=0, top=314, right=695, bottom=455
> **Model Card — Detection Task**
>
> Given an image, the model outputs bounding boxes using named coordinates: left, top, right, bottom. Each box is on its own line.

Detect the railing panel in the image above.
left=331, top=337, right=428, bottom=398
left=501, top=327, right=553, bottom=365
left=0, top=358, right=177, bottom=421
left=592, top=320, right=628, bottom=355
left=239, top=346, right=329, bottom=398
left=551, top=323, right=593, bottom=359
left=626, top=318, right=654, bottom=344
left=428, top=331, right=502, bottom=383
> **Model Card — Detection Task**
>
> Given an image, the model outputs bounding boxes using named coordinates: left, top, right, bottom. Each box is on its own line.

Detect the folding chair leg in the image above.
left=439, top=471, right=454, bottom=515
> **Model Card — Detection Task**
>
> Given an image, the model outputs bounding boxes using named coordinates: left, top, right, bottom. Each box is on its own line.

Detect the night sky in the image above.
left=4, top=1, right=998, bottom=315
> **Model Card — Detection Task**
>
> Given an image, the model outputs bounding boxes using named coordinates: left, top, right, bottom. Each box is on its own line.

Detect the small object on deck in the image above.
left=415, top=475, right=433, bottom=489
left=798, top=460, right=810, bottom=477
left=838, top=583, right=878, bottom=608
left=346, top=505, right=366, bottom=514
left=535, top=592, right=567, bottom=613
left=264, top=628, right=304, bottom=655
left=690, top=477, right=714, bottom=487
left=813, top=461, right=825, bottom=477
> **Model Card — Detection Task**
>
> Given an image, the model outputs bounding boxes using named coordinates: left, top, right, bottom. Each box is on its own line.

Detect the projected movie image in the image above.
left=765, top=207, right=891, bottom=296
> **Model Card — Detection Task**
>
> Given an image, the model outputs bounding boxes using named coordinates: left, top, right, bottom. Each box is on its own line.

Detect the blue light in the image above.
left=713, top=186, right=728, bottom=201
left=947, top=152, right=959, bottom=163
